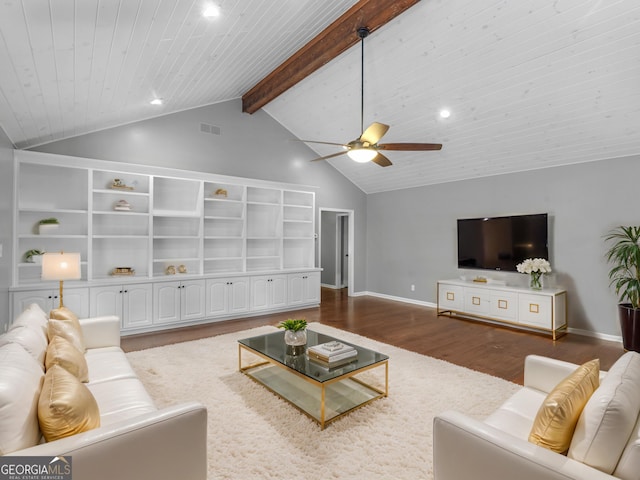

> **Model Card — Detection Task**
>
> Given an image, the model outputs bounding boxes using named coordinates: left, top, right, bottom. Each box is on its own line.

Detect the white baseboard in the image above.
left=352, top=291, right=622, bottom=343
left=320, top=283, right=342, bottom=290
left=356, top=290, right=437, bottom=308
left=567, top=327, right=622, bottom=344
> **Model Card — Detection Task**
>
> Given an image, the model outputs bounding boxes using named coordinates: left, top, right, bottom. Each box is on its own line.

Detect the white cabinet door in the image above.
left=206, top=278, right=229, bottom=316
left=91, top=284, right=152, bottom=330
left=123, top=284, right=153, bottom=329
left=518, top=294, right=553, bottom=328
left=90, top=285, right=123, bottom=318
left=250, top=275, right=287, bottom=311
left=437, top=283, right=464, bottom=311
left=181, top=280, right=205, bottom=321
left=206, top=277, right=250, bottom=317
left=154, top=282, right=181, bottom=324
left=270, top=275, right=288, bottom=309
left=464, top=288, right=491, bottom=315
left=304, top=272, right=321, bottom=304
left=250, top=276, right=270, bottom=311
left=288, top=272, right=320, bottom=306
left=13, top=288, right=89, bottom=320
left=228, top=278, right=250, bottom=314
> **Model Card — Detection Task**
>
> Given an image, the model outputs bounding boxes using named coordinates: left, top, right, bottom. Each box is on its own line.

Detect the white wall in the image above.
left=0, top=127, right=14, bottom=328
left=31, top=99, right=369, bottom=292
left=366, top=154, right=640, bottom=338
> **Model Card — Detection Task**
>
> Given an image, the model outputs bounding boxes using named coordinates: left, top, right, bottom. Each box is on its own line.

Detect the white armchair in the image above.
left=434, top=353, right=640, bottom=480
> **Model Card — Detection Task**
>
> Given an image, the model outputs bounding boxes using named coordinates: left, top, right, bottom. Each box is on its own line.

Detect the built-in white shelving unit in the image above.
left=11, top=150, right=320, bottom=334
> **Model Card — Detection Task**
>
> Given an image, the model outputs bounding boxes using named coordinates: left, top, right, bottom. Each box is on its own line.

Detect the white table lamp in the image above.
left=41, top=252, right=81, bottom=308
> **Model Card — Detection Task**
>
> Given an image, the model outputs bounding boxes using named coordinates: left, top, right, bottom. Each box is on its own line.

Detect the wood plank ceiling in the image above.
left=0, top=0, right=639, bottom=194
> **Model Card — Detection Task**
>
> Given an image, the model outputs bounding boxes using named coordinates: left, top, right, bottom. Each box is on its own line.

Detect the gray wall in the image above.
left=31, top=99, right=368, bottom=292
left=0, top=127, right=14, bottom=329
left=366, top=154, right=640, bottom=337
left=321, top=211, right=339, bottom=286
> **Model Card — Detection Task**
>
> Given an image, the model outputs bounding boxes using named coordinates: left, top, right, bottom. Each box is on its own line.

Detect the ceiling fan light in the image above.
left=347, top=148, right=377, bottom=163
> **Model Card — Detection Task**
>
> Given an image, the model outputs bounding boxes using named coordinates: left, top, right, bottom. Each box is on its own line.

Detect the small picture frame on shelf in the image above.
left=111, top=267, right=135, bottom=276
left=110, top=178, right=134, bottom=191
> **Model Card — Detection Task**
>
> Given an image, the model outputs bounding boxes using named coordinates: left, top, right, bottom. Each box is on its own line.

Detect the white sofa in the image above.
left=0, top=303, right=207, bottom=480
left=434, top=353, right=640, bottom=480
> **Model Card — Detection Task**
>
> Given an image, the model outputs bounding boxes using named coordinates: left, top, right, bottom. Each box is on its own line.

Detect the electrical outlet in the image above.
left=411, top=284, right=415, bottom=292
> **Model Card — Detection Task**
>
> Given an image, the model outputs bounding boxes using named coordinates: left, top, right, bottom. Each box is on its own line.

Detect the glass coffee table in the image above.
left=238, top=330, right=389, bottom=429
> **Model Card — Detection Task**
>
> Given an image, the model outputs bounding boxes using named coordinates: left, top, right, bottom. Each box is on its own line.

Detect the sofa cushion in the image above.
left=614, top=411, right=640, bottom=480
left=87, top=378, right=156, bottom=426
left=484, top=387, right=548, bottom=439
left=569, top=351, right=640, bottom=474
left=85, top=347, right=138, bottom=384
left=45, top=335, right=89, bottom=382
left=528, top=358, right=599, bottom=454
left=0, top=324, right=48, bottom=366
left=38, top=364, right=100, bottom=442
left=0, top=343, right=45, bottom=455
left=48, top=318, right=86, bottom=353
left=12, top=303, right=49, bottom=337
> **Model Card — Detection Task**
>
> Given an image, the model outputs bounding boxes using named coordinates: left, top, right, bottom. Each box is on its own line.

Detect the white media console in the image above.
left=437, top=279, right=567, bottom=339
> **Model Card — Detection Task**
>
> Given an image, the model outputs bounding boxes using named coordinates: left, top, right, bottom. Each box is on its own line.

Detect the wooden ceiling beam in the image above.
left=241, top=0, right=421, bottom=114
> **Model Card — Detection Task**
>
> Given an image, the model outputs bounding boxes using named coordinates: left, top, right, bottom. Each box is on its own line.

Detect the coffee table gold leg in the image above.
left=385, top=360, right=389, bottom=396
left=321, top=385, right=326, bottom=430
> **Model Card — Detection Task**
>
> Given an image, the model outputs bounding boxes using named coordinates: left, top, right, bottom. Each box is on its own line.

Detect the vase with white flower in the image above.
left=516, top=258, right=552, bottom=290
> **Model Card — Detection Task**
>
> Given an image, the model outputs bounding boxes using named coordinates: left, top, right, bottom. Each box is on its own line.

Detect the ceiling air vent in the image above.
left=200, top=123, right=221, bottom=135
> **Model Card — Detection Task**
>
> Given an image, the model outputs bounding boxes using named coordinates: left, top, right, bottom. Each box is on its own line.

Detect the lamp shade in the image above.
left=41, top=252, right=81, bottom=281
left=347, top=148, right=378, bottom=163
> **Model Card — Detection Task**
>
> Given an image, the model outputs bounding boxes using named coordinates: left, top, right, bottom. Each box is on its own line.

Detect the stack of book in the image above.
left=307, top=341, right=357, bottom=368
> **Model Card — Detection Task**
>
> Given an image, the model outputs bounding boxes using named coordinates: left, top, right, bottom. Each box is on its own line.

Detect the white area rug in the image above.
left=126, top=323, right=519, bottom=480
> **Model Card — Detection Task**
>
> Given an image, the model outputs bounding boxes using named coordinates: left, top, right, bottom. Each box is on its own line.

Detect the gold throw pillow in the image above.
left=38, top=364, right=100, bottom=442
left=529, top=359, right=600, bottom=454
left=47, top=314, right=86, bottom=353
left=45, top=335, right=89, bottom=382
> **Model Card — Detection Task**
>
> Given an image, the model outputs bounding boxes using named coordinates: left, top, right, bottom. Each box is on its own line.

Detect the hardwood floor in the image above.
left=121, top=287, right=624, bottom=384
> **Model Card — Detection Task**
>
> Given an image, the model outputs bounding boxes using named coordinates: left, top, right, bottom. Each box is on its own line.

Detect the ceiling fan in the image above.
left=301, top=27, right=442, bottom=167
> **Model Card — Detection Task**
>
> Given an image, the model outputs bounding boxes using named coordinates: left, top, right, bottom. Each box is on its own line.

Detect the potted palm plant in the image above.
left=605, top=225, right=640, bottom=352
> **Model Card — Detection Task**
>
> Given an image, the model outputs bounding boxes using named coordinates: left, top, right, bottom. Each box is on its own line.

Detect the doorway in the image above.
left=319, top=208, right=354, bottom=293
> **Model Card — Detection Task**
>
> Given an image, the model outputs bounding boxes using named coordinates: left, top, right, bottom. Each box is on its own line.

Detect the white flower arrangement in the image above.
left=516, top=258, right=552, bottom=274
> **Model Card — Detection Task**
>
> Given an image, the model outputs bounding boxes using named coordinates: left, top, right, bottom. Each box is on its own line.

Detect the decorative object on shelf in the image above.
left=110, top=178, right=134, bottom=190
left=516, top=258, right=552, bottom=290
left=278, top=318, right=308, bottom=355
left=25, top=249, right=45, bottom=264
left=165, top=265, right=176, bottom=275
left=213, top=188, right=228, bottom=198
left=111, top=267, right=135, bottom=276
left=113, top=199, right=132, bottom=211
left=41, top=252, right=82, bottom=308
left=38, top=218, right=60, bottom=235
left=605, top=225, right=640, bottom=352
left=472, top=276, right=487, bottom=283
left=178, top=264, right=187, bottom=274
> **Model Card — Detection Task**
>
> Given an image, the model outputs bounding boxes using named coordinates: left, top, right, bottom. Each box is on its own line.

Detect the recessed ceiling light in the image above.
left=150, top=98, right=163, bottom=106
left=203, top=4, right=220, bottom=17
left=439, top=109, right=451, bottom=119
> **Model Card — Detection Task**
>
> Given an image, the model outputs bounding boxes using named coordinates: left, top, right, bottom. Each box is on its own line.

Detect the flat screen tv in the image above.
left=457, top=213, right=548, bottom=272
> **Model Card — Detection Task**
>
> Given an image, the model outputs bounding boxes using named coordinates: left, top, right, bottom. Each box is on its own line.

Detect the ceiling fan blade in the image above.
left=371, top=152, right=392, bottom=167
left=293, top=139, right=347, bottom=147
left=360, top=122, right=390, bottom=145
left=310, top=150, right=349, bottom=162
left=378, top=143, right=443, bottom=151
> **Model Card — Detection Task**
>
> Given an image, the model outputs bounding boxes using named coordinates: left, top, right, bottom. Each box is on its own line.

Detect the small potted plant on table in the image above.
left=605, top=225, right=640, bottom=352
left=278, top=318, right=308, bottom=355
